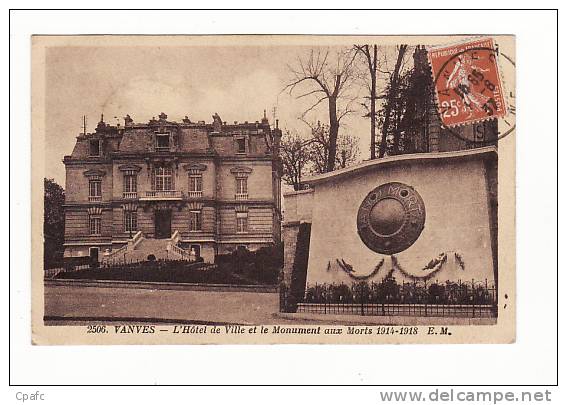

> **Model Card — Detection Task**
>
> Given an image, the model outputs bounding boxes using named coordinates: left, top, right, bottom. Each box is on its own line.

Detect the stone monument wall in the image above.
left=282, top=147, right=498, bottom=287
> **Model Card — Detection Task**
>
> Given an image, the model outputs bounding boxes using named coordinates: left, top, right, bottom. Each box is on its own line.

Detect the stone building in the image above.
left=62, top=111, right=282, bottom=264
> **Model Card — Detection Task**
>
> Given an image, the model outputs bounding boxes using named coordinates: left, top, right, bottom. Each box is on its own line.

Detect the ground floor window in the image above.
left=89, top=216, right=101, bottom=235
left=236, top=212, right=248, bottom=233
left=124, top=211, right=138, bottom=233
left=189, top=210, right=202, bottom=231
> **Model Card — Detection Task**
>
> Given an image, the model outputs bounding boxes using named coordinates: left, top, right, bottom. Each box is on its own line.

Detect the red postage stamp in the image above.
left=428, top=37, right=507, bottom=127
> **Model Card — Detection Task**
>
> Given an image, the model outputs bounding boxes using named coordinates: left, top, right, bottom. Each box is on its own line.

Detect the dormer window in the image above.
left=89, top=139, right=101, bottom=157
left=236, top=137, right=247, bottom=154
left=155, top=133, right=170, bottom=151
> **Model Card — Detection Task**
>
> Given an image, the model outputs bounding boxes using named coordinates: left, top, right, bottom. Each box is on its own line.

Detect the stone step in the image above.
left=104, top=235, right=192, bottom=264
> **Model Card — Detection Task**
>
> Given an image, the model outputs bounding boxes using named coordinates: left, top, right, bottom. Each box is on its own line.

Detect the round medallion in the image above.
left=357, top=182, right=426, bottom=254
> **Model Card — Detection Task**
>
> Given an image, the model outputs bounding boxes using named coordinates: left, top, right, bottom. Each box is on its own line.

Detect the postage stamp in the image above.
left=427, top=37, right=507, bottom=128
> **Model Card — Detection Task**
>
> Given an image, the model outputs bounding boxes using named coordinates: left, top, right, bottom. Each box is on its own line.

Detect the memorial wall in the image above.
left=283, top=147, right=498, bottom=287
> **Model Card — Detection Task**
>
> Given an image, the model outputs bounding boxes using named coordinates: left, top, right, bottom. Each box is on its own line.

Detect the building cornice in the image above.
left=63, top=158, right=113, bottom=166
left=63, top=154, right=276, bottom=165
left=63, top=199, right=276, bottom=208
left=110, top=151, right=217, bottom=159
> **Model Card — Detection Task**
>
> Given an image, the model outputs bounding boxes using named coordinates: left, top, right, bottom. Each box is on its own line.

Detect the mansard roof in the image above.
left=64, top=112, right=280, bottom=160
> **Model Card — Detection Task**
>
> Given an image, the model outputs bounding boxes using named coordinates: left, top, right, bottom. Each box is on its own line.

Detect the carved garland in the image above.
left=454, top=252, right=466, bottom=271
left=391, top=253, right=448, bottom=282
left=333, top=252, right=465, bottom=282
left=335, top=258, right=386, bottom=281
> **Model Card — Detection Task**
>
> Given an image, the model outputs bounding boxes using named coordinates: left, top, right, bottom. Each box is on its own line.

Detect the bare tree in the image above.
left=285, top=48, right=359, bottom=172
left=354, top=44, right=379, bottom=159
left=304, top=121, right=360, bottom=175
left=336, top=130, right=361, bottom=169
left=280, top=129, right=311, bottom=191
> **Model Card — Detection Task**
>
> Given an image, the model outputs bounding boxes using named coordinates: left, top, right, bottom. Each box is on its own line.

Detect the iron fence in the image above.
left=44, top=259, right=215, bottom=279
left=280, top=278, right=497, bottom=318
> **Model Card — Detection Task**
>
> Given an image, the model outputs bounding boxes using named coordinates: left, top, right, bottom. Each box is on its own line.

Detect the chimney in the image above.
left=261, top=109, right=269, bottom=124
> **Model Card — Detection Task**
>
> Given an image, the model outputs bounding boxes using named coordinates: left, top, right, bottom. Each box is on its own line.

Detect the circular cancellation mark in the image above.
left=428, top=39, right=516, bottom=144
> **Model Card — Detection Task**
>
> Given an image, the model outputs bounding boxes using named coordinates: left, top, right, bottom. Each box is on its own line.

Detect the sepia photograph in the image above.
left=31, top=34, right=516, bottom=344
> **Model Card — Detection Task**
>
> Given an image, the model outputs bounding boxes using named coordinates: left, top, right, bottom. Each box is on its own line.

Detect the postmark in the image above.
left=428, top=37, right=507, bottom=129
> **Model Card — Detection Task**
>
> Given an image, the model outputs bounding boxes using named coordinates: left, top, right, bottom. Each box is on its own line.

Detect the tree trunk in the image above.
left=327, top=97, right=339, bottom=172
left=370, top=45, right=377, bottom=160
left=378, top=44, right=407, bottom=158
left=393, top=109, right=402, bottom=155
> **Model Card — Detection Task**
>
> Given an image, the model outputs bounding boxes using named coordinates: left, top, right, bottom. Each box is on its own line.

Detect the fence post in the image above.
left=423, top=279, right=429, bottom=316
left=472, top=279, right=476, bottom=318
left=360, top=284, right=365, bottom=317
left=323, top=284, right=327, bottom=315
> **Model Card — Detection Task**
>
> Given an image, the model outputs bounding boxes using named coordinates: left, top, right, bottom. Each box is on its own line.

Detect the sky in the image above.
left=44, top=42, right=407, bottom=185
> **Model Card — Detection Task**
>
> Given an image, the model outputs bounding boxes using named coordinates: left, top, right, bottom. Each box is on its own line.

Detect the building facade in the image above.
left=63, top=112, right=282, bottom=264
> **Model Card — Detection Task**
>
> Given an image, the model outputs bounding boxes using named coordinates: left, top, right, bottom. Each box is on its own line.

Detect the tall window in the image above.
left=88, top=179, right=102, bottom=201
left=236, top=212, right=248, bottom=233
left=189, top=210, right=202, bottom=232
left=123, top=174, right=137, bottom=198
left=188, top=174, right=203, bottom=197
left=189, top=174, right=203, bottom=192
left=124, top=211, right=138, bottom=233
left=155, top=133, right=170, bottom=151
left=152, top=166, right=173, bottom=191
left=236, top=178, right=247, bottom=194
left=89, top=139, right=100, bottom=157
left=89, top=216, right=101, bottom=235
left=235, top=177, right=248, bottom=200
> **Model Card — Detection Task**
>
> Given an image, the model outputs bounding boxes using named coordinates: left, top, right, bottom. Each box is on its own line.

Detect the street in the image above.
left=44, top=282, right=282, bottom=325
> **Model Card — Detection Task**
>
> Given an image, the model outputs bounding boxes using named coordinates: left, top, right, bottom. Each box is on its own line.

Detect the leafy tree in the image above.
left=377, top=45, right=437, bottom=157
left=44, top=178, right=65, bottom=269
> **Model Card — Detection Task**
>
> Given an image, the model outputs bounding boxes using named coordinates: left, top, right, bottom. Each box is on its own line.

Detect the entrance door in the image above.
left=89, top=247, right=99, bottom=267
left=190, top=244, right=201, bottom=258
left=155, top=210, right=172, bottom=239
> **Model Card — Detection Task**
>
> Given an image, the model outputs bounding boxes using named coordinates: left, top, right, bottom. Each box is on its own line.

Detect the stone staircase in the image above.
left=102, top=231, right=193, bottom=264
